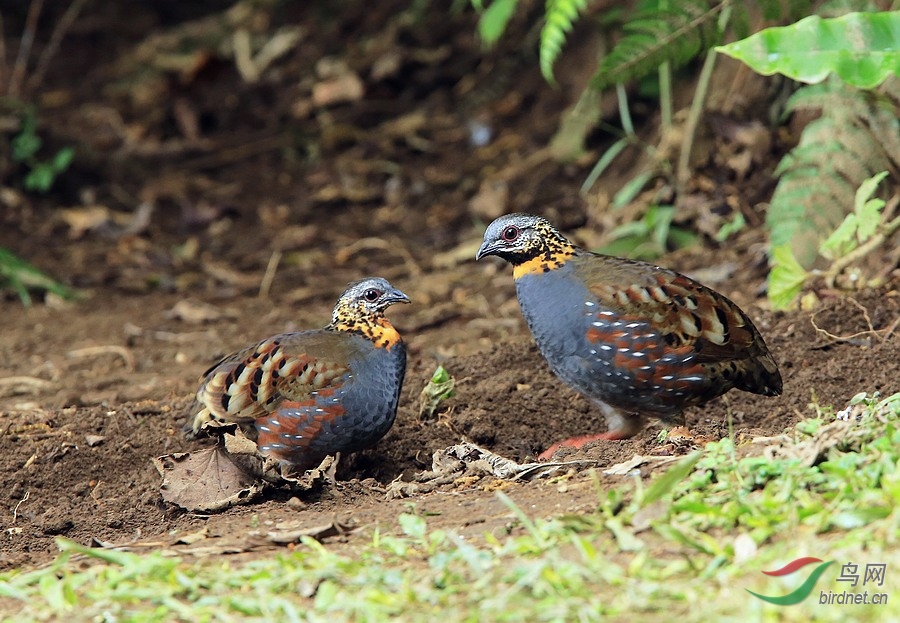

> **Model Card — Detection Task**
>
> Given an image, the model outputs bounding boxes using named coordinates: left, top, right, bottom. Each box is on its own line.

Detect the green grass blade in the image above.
left=639, top=452, right=700, bottom=506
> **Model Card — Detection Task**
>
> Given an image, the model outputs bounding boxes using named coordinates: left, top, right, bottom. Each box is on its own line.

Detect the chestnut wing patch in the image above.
left=585, top=265, right=762, bottom=364
left=196, top=334, right=352, bottom=424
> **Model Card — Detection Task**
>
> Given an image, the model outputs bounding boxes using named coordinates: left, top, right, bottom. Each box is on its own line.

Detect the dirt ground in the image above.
left=1, top=1, right=897, bottom=571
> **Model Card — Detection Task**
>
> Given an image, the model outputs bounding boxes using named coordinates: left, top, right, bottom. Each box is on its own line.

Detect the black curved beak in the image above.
left=475, top=239, right=501, bottom=261
left=386, top=287, right=411, bottom=305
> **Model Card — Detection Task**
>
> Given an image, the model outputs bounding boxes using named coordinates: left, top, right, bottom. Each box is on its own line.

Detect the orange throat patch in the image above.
left=335, top=316, right=402, bottom=350
left=512, top=251, right=573, bottom=280
left=371, top=318, right=402, bottom=350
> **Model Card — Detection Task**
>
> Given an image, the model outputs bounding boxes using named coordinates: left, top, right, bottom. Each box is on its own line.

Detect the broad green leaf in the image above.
left=854, top=170, right=889, bottom=241
left=714, top=213, right=746, bottom=241
left=716, top=12, right=900, bottom=89
left=879, top=393, right=900, bottom=416
left=820, top=213, right=859, bottom=260
left=52, top=146, right=75, bottom=172
left=857, top=197, right=886, bottom=241
left=477, top=0, right=517, bottom=46
left=667, top=227, right=698, bottom=250
left=24, top=166, right=54, bottom=193
left=768, top=244, right=808, bottom=310
left=11, top=121, right=41, bottom=161
left=419, top=365, right=455, bottom=418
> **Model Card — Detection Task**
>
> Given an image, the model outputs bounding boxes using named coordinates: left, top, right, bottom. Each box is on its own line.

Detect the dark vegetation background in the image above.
left=0, top=0, right=896, bottom=570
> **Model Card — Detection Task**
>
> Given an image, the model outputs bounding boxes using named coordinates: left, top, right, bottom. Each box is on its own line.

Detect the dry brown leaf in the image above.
left=173, top=527, right=210, bottom=545
left=164, top=299, right=236, bottom=324
left=603, top=454, right=679, bottom=476
left=154, top=448, right=265, bottom=512
left=468, top=178, right=509, bottom=221
left=59, top=206, right=111, bottom=239
left=313, top=73, right=364, bottom=107
left=265, top=519, right=354, bottom=544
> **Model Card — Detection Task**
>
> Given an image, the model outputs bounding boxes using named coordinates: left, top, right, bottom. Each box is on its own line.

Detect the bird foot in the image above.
left=538, top=431, right=628, bottom=461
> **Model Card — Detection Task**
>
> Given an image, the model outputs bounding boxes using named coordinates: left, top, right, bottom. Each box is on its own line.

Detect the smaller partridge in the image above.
left=476, top=213, right=782, bottom=458
left=186, top=277, right=410, bottom=470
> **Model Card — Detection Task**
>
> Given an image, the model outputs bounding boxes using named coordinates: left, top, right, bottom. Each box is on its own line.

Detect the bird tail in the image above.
left=738, top=352, right=783, bottom=396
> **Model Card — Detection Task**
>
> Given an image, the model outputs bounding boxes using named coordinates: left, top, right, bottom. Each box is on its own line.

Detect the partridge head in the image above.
left=186, top=277, right=410, bottom=470
left=477, top=213, right=782, bottom=458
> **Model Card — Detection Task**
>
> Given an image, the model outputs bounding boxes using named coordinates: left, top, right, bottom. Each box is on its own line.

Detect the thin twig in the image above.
left=659, top=60, right=672, bottom=133
left=657, top=0, right=672, bottom=133
left=881, top=315, right=900, bottom=343
left=810, top=297, right=896, bottom=345
left=824, top=214, right=900, bottom=288
left=180, top=134, right=288, bottom=170
left=12, top=491, right=30, bottom=522
left=26, top=0, right=89, bottom=93
left=0, top=13, right=7, bottom=93
left=9, top=0, right=45, bottom=98
left=0, top=376, right=54, bottom=396
left=334, top=237, right=423, bottom=277
left=66, top=345, right=136, bottom=372
left=89, top=479, right=104, bottom=506
left=258, top=248, right=282, bottom=299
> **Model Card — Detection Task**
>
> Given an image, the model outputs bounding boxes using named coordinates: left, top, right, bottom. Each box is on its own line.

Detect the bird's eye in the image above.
left=363, top=288, right=381, bottom=302
left=501, top=226, right=519, bottom=241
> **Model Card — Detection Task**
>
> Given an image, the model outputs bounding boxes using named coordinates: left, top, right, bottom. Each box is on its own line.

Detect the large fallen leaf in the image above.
left=154, top=448, right=265, bottom=512
left=159, top=420, right=337, bottom=511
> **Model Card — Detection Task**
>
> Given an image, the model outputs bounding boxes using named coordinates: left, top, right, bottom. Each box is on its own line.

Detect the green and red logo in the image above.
left=747, top=557, right=834, bottom=605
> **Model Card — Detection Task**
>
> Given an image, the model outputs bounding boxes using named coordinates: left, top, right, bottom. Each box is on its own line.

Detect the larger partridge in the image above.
left=186, top=277, right=410, bottom=470
left=476, top=213, right=782, bottom=458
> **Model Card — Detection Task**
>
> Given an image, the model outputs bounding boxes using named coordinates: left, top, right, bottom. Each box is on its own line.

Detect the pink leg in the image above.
left=538, top=404, right=643, bottom=461
left=538, top=430, right=629, bottom=461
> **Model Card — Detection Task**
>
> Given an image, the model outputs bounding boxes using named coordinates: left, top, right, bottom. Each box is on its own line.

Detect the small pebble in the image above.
left=286, top=496, right=306, bottom=510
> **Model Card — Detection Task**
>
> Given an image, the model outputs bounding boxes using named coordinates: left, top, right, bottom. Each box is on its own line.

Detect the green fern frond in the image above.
left=590, top=0, right=721, bottom=92
left=869, top=78, right=900, bottom=162
left=730, top=3, right=751, bottom=40
left=784, top=83, right=874, bottom=120
left=541, top=0, right=588, bottom=82
left=758, top=0, right=811, bottom=21
left=729, top=0, right=812, bottom=44
left=766, top=77, right=899, bottom=268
